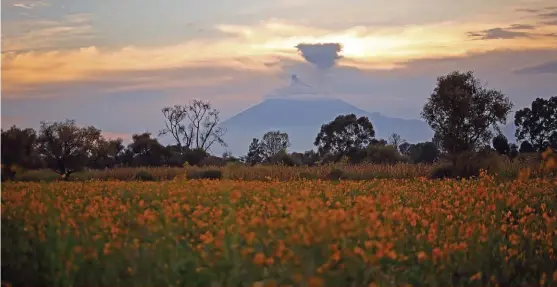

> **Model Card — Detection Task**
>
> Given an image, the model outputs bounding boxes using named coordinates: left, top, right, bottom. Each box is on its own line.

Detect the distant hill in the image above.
left=220, top=97, right=434, bottom=155
left=216, top=75, right=518, bottom=156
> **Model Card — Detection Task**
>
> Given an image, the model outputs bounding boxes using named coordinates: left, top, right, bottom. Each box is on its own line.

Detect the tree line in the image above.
left=2, top=71, right=556, bottom=180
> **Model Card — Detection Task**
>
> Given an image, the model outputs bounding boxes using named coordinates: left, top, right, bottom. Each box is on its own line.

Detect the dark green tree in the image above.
left=37, top=120, right=103, bottom=180
left=1, top=126, right=39, bottom=180
left=408, top=142, right=440, bottom=164
left=519, top=141, right=535, bottom=153
left=492, top=134, right=510, bottom=155
left=88, top=138, right=125, bottom=169
left=127, top=133, right=168, bottom=167
left=421, top=71, right=513, bottom=162
left=514, top=96, right=557, bottom=151
left=246, top=138, right=264, bottom=165
left=509, top=143, right=519, bottom=159
left=314, top=114, right=375, bottom=158
left=261, top=131, right=290, bottom=160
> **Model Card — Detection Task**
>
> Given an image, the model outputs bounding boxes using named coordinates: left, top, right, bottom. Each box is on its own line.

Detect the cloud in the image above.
left=508, top=24, right=536, bottom=30
left=10, top=0, right=49, bottom=9
left=295, top=43, right=343, bottom=70
left=3, top=19, right=557, bottom=98
left=514, top=60, right=557, bottom=74
left=468, top=27, right=532, bottom=40
left=2, top=13, right=95, bottom=52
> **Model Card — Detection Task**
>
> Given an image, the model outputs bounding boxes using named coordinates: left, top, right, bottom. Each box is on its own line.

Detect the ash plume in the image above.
left=295, top=43, right=343, bottom=70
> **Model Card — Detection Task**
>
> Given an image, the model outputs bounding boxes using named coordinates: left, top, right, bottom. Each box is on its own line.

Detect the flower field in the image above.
left=2, top=175, right=557, bottom=286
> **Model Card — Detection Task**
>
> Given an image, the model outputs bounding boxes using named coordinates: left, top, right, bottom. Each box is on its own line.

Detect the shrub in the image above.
left=268, top=151, right=301, bottom=166
left=299, top=171, right=319, bottom=180
left=430, top=163, right=454, bottom=179
left=199, top=156, right=226, bottom=167
left=327, top=168, right=346, bottom=180
left=135, top=170, right=154, bottom=181
left=366, top=145, right=403, bottom=164
left=184, top=148, right=208, bottom=166
left=453, top=151, right=504, bottom=178
left=187, top=169, right=223, bottom=180
left=431, top=151, right=505, bottom=179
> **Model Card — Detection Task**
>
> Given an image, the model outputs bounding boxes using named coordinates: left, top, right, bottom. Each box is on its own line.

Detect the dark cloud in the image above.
left=543, top=20, right=557, bottom=25
left=468, top=27, right=532, bottom=40
left=295, top=43, right=343, bottom=70
left=508, top=24, right=536, bottom=30
left=540, top=11, right=557, bottom=18
left=516, top=8, right=539, bottom=13
left=514, top=60, right=557, bottom=74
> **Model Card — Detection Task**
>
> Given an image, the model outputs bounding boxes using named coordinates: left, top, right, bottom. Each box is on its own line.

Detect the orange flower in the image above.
left=470, top=272, right=482, bottom=281
left=253, top=252, right=265, bottom=265
left=417, top=251, right=427, bottom=262
left=308, top=276, right=324, bottom=287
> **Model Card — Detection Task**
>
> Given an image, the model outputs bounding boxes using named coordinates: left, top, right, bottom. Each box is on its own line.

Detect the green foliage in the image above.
left=492, top=134, right=510, bottom=155
left=134, top=170, right=155, bottom=181
left=327, top=168, right=346, bottom=180
left=299, top=171, right=319, bottom=180
left=314, top=114, right=375, bottom=158
left=183, top=148, right=209, bottom=166
left=514, top=96, right=557, bottom=151
left=421, top=71, right=513, bottom=156
left=407, top=142, right=440, bottom=164
left=430, top=163, right=454, bottom=179
left=187, top=169, right=223, bottom=180
left=366, top=145, right=403, bottom=164
left=37, top=120, right=104, bottom=179
left=432, top=151, right=506, bottom=179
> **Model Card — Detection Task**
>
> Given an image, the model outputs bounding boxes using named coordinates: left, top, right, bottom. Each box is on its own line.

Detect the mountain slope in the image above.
left=220, top=97, right=434, bottom=155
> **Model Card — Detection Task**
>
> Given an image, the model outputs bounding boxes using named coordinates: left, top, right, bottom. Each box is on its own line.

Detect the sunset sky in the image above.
left=2, top=0, right=557, bottom=144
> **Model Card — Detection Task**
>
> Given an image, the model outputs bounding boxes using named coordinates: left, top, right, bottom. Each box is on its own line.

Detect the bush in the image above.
left=187, top=169, right=223, bottom=180
left=327, top=168, right=346, bottom=180
left=199, top=156, right=226, bottom=167
left=184, top=148, right=208, bottom=166
left=268, top=151, right=301, bottom=166
left=135, top=170, right=154, bottom=181
left=299, top=171, right=319, bottom=180
left=366, top=145, right=403, bottom=164
left=431, top=151, right=505, bottom=179
left=430, top=163, right=454, bottom=179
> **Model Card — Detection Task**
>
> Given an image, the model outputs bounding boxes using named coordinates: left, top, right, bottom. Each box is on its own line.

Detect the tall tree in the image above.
left=246, top=138, right=265, bottom=165
left=37, top=120, right=103, bottom=179
left=127, top=133, right=168, bottom=167
left=492, top=134, right=510, bottom=155
left=88, top=138, right=124, bottom=169
left=314, top=114, right=375, bottom=157
left=261, top=131, right=290, bottom=159
left=421, top=71, right=513, bottom=161
left=408, top=142, right=440, bottom=164
left=160, top=100, right=226, bottom=153
left=1, top=126, right=38, bottom=180
left=514, top=96, right=557, bottom=151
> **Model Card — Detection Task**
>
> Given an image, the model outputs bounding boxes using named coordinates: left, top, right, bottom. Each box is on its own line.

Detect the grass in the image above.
left=6, top=159, right=538, bottom=182
left=2, top=174, right=557, bottom=286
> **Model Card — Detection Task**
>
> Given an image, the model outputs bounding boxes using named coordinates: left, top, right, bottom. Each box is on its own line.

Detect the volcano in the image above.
left=219, top=75, right=434, bottom=155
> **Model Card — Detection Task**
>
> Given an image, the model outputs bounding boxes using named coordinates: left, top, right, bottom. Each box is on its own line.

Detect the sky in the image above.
left=2, top=0, right=557, bottom=149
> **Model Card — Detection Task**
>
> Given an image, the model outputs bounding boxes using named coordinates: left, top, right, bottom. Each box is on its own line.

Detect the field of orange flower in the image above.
left=2, top=175, right=557, bottom=286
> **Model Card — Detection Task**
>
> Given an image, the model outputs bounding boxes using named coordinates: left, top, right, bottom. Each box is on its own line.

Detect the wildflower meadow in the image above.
left=2, top=172, right=557, bottom=286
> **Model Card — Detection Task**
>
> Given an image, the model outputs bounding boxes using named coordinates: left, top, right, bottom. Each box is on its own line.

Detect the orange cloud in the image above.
left=3, top=14, right=556, bottom=98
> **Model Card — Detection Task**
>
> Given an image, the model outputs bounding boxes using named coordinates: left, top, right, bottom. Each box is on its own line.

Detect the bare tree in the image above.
left=388, top=133, right=404, bottom=150
left=160, top=100, right=227, bottom=153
